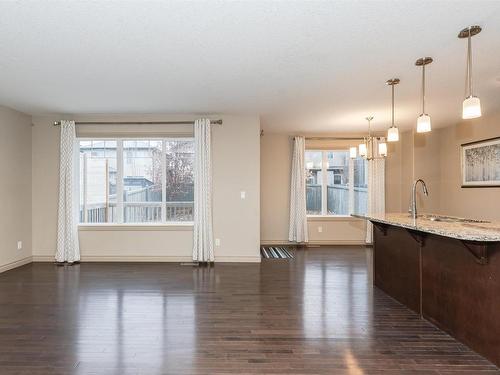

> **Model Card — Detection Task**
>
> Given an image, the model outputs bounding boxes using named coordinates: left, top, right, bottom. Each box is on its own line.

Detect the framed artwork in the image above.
left=461, top=137, right=500, bottom=187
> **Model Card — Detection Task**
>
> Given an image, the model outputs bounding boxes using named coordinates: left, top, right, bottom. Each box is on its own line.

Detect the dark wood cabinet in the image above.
left=373, top=223, right=500, bottom=366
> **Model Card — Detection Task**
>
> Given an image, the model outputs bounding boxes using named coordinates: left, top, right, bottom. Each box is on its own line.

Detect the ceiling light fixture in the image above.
left=459, top=25, right=482, bottom=119
left=386, top=78, right=400, bottom=142
left=358, top=116, right=387, bottom=160
left=415, top=57, right=433, bottom=133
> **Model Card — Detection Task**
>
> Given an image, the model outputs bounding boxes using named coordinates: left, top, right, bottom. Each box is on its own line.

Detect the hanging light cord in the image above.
left=467, top=27, right=473, bottom=97
left=391, top=84, right=395, bottom=126
left=422, top=63, right=426, bottom=114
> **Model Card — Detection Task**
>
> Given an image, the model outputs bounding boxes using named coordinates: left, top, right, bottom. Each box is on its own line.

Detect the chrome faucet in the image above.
left=409, top=179, right=429, bottom=220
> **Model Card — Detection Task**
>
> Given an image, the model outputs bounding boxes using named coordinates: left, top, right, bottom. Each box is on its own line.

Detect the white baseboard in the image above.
left=0, top=256, right=33, bottom=274
left=32, top=255, right=261, bottom=263
left=215, top=256, right=261, bottom=263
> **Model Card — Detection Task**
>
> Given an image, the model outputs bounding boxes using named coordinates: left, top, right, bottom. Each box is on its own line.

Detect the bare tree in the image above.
left=147, top=141, right=194, bottom=201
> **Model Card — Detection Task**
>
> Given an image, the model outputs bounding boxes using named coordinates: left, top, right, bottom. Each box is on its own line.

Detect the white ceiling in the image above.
left=0, top=1, right=499, bottom=133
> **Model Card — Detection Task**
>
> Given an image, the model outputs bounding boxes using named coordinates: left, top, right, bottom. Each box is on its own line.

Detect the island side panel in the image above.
left=373, top=224, right=421, bottom=314
left=422, top=235, right=500, bottom=367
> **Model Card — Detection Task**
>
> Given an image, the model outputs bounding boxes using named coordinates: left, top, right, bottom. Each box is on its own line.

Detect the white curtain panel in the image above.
left=365, top=141, right=386, bottom=243
left=288, top=136, right=309, bottom=243
left=55, top=120, right=81, bottom=263
left=192, top=118, right=215, bottom=262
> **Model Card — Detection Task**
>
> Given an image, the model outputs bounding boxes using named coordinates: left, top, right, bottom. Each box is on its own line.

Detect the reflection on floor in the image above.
left=0, top=247, right=498, bottom=374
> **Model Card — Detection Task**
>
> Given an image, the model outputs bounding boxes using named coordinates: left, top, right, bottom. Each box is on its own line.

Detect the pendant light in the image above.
left=358, top=141, right=367, bottom=158
left=358, top=116, right=387, bottom=160
left=378, top=138, right=388, bottom=157
left=349, top=146, right=357, bottom=159
left=459, top=26, right=482, bottom=119
left=415, top=57, right=433, bottom=133
left=386, top=78, right=400, bottom=142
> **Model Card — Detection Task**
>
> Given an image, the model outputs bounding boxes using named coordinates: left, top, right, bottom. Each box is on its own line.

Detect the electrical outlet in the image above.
left=240, top=191, right=246, bottom=199
left=318, top=226, right=323, bottom=233
left=215, top=238, right=221, bottom=247
left=17, top=241, right=22, bottom=250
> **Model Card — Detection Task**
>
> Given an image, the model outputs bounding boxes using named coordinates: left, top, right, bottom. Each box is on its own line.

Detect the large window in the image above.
left=305, top=150, right=367, bottom=216
left=79, top=138, right=194, bottom=224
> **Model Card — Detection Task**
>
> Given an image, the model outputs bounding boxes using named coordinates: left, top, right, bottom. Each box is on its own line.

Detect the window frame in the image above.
left=78, top=136, right=195, bottom=225
left=305, top=148, right=358, bottom=218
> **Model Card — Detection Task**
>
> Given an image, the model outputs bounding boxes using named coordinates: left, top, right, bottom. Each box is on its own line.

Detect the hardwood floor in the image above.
left=0, top=247, right=498, bottom=375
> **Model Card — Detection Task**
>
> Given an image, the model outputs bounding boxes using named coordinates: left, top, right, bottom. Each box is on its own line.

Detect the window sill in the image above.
left=78, top=223, right=194, bottom=231
left=307, top=215, right=362, bottom=222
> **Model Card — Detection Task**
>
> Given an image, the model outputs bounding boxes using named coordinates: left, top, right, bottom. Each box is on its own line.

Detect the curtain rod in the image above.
left=294, top=136, right=364, bottom=141
left=53, top=119, right=223, bottom=126
left=293, top=136, right=385, bottom=141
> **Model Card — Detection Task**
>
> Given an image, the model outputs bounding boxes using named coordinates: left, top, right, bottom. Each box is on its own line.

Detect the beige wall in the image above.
left=260, top=133, right=366, bottom=245
left=438, top=114, right=500, bottom=220
left=385, top=139, right=402, bottom=212
left=386, top=129, right=443, bottom=214
left=260, top=134, right=291, bottom=243
left=32, top=114, right=261, bottom=262
left=386, top=112, right=500, bottom=220
left=0, top=106, right=32, bottom=272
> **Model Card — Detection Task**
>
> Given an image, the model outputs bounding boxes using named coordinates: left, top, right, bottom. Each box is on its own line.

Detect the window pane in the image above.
left=353, top=157, right=368, bottom=214
left=327, top=151, right=349, bottom=215
left=165, top=139, right=194, bottom=221
left=123, top=140, right=163, bottom=223
left=80, top=140, right=117, bottom=223
left=306, top=151, right=322, bottom=215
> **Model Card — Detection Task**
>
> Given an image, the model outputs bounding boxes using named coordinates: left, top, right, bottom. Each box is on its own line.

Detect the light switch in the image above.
left=240, top=191, right=246, bottom=199
left=318, top=226, right=323, bottom=233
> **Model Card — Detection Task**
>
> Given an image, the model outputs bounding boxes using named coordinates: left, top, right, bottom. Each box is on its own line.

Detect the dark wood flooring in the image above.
left=0, top=247, right=498, bottom=375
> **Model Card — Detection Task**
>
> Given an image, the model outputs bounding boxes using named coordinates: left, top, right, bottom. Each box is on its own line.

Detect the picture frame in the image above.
left=461, top=136, right=500, bottom=188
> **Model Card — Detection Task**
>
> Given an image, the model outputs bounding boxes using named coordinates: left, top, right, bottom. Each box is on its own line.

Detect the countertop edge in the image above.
left=352, top=214, right=500, bottom=242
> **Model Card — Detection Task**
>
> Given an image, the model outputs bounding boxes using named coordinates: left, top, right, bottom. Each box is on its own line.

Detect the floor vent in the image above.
left=261, top=246, right=294, bottom=259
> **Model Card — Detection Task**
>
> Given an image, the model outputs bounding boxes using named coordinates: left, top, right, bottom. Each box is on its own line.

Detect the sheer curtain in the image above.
left=288, top=136, right=309, bottom=243
left=55, top=120, right=81, bottom=263
left=192, top=118, right=215, bottom=262
left=365, top=139, right=385, bottom=243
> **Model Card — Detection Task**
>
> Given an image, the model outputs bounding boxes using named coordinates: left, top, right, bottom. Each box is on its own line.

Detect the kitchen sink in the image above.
left=417, top=214, right=490, bottom=224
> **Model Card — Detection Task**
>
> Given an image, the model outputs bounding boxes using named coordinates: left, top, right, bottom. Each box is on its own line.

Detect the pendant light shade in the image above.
left=459, top=26, right=482, bottom=119
left=378, top=141, right=387, bottom=157
left=417, top=114, right=432, bottom=133
left=349, top=146, right=357, bottom=159
left=462, top=96, right=482, bottom=119
left=387, top=126, right=399, bottom=142
left=386, top=78, right=400, bottom=142
left=358, top=142, right=367, bottom=157
left=415, top=57, right=433, bottom=133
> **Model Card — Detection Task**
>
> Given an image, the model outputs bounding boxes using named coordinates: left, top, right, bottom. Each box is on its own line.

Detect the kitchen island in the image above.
left=354, top=213, right=500, bottom=367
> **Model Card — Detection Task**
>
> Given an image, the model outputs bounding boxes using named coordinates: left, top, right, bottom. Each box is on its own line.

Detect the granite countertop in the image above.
left=352, top=213, right=500, bottom=242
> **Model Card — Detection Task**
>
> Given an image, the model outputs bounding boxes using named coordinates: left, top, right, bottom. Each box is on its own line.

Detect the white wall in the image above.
left=0, top=106, right=32, bottom=272
left=32, top=114, right=261, bottom=262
